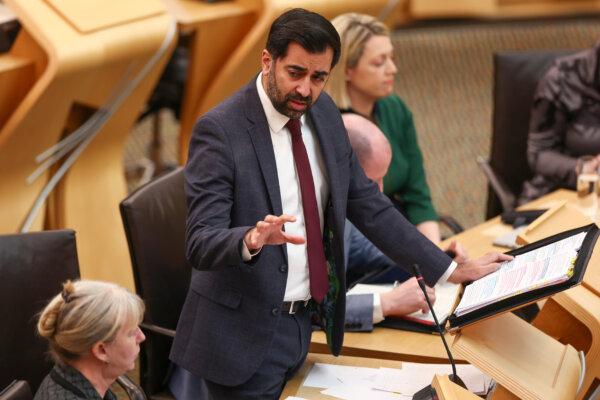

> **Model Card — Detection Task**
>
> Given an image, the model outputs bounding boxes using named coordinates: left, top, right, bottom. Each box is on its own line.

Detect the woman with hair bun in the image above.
left=34, top=280, right=145, bottom=400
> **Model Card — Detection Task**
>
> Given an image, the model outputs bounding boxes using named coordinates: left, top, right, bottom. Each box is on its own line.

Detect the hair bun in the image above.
left=37, top=306, right=59, bottom=338
left=38, top=280, right=75, bottom=339
left=61, top=280, right=75, bottom=303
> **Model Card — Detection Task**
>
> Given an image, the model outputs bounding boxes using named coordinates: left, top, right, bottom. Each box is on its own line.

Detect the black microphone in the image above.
left=411, top=264, right=466, bottom=400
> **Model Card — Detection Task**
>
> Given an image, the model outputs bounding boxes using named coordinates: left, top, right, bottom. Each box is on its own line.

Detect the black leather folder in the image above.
left=447, top=223, right=599, bottom=332
left=379, top=317, right=441, bottom=334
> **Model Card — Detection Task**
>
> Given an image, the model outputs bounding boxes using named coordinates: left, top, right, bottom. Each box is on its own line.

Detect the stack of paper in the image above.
left=300, top=362, right=491, bottom=400
left=371, top=363, right=491, bottom=395
left=303, top=363, right=407, bottom=399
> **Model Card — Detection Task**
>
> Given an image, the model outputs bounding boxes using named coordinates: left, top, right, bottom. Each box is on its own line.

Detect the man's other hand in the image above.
left=448, top=252, right=513, bottom=284
left=244, top=214, right=306, bottom=251
left=380, top=277, right=435, bottom=317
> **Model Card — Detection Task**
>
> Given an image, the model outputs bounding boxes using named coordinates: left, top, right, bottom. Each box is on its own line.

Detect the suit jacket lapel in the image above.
left=244, top=84, right=284, bottom=218
left=244, top=84, right=287, bottom=264
left=309, top=104, right=340, bottom=208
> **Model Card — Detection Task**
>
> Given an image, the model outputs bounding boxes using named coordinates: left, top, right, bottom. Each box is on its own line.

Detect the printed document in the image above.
left=455, top=231, right=586, bottom=317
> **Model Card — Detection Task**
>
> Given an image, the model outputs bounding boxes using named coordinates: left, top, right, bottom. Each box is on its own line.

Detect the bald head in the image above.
left=342, top=113, right=391, bottom=191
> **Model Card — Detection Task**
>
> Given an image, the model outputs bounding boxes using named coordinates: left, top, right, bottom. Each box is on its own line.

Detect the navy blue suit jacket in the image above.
left=169, top=80, right=452, bottom=386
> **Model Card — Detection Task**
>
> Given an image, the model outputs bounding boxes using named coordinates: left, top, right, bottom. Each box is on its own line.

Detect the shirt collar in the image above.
left=256, top=73, right=306, bottom=133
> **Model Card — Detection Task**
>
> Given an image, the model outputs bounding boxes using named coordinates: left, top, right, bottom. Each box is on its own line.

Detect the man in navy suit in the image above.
left=170, top=8, right=510, bottom=399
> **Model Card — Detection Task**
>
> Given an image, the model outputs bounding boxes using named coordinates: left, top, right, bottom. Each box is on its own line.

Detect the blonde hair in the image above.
left=327, top=13, right=389, bottom=110
left=37, top=280, right=144, bottom=364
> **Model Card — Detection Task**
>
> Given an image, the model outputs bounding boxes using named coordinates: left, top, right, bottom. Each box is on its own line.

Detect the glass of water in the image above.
left=576, top=155, right=599, bottom=219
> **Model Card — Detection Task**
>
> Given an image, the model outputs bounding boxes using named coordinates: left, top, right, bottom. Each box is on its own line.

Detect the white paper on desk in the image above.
left=321, top=384, right=409, bottom=400
left=373, top=363, right=491, bottom=395
left=347, top=283, right=393, bottom=296
left=492, top=225, right=526, bottom=249
left=284, top=397, right=308, bottom=400
left=302, top=363, right=379, bottom=389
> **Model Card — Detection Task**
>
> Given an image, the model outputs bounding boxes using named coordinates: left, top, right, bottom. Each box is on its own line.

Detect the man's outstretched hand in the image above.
left=244, top=214, right=305, bottom=251
left=448, top=252, right=513, bottom=284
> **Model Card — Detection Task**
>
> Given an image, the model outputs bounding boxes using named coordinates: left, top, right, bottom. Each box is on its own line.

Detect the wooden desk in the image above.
left=440, top=189, right=600, bottom=296
left=300, top=189, right=591, bottom=399
left=297, top=317, right=582, bottom=400
left=411, top=0, right=600, bottom=20
left=306, top=190, right=585, bottom=366
left=440, top=188, right=600, bottom=399
left=440, top=189, right=574, bottom=254
left=432, top=375, right=481, bottom=400
left=306, top=193, right=578, bottom=365
left=282, top=354, right=482, bottom=400
left=280, top=353, right=403, bottom=399
left=1, top=0, right=174, bottom=289
left=310, top=328, right=465, bottom=363
left=0, top=54, right=34, bottom=128
left=454, top=313, right=581, bottom=400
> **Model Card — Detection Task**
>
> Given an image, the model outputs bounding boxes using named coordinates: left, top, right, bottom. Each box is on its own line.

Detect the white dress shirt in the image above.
left=256, top=74, right=329, bottom=301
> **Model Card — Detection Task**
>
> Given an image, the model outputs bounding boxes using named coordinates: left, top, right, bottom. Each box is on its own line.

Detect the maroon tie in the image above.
left=286, top=118, right=329, bottom=303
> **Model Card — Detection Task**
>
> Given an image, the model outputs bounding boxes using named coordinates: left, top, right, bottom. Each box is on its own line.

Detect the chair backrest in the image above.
left=0, top=230, right=80, bottom=392
left=0, top=380, right=32, bottom=400
left=120, top=167, right=191, bottom=395
left=487, top=50, right=573, bottom=218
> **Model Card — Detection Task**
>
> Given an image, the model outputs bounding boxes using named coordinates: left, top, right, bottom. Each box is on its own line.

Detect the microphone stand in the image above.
left=412, top=264, right=467, bottom=400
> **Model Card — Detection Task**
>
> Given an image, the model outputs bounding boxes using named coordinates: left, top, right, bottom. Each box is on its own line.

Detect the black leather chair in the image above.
left=484, top=50, right=573, bottom=219
left=0, top=381, right=32, bottom=400
left=0, top=230, right=80, bottom=392
left=120, top=167, right=191, bottom=400
left=0, top=16, right=20, bottom=53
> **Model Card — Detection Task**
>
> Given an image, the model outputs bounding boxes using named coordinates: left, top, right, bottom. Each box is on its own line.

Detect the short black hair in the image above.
left=266, top=8, right=341, bottom=68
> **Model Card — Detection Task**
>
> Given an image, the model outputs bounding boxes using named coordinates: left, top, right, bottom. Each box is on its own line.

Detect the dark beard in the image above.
left=267, top=69, right=312, bottom=119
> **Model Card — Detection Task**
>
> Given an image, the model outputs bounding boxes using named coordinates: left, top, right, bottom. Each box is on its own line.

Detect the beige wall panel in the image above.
left=0, top=0, right=175, bottom=290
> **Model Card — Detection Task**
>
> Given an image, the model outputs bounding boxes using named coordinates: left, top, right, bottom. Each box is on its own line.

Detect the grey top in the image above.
left=34, top=364, right=116, bottom=400
left=520, top=41, right=600, bottom=203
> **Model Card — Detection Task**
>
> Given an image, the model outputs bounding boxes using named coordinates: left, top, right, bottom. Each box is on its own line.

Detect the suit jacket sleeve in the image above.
left=184, top=115, right=257, bottom=270
left=526, top=64, right=577, bottom=186
left=345, top=294, right=374, bottom=332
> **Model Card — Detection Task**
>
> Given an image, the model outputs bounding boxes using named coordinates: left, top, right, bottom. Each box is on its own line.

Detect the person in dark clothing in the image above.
left=520, top=40, right=600, bottom=203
